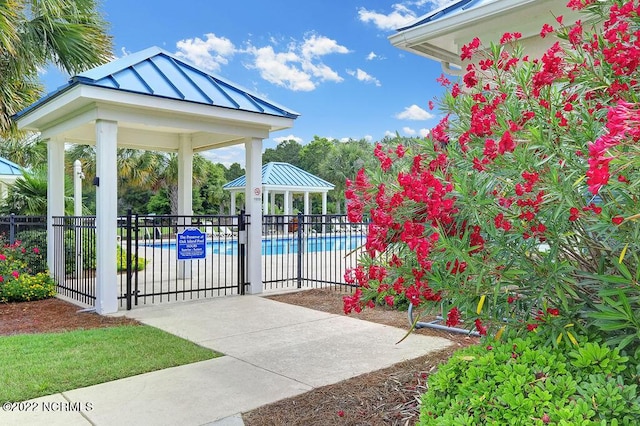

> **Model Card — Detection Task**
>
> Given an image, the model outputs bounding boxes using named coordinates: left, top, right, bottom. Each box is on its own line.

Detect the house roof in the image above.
left=15, top=46, right=299, bottom=121
left=223, top=162, right=335, bottom=192
left=389, top=0, right=583, bottom=68
left=0, top=157, right=22, bottom=176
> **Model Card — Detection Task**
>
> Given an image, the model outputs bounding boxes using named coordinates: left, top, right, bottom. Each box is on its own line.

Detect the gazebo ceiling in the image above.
left=14, top=46, right=299, bottom=152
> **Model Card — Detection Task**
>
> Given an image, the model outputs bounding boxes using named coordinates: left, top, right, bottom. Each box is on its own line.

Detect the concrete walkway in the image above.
left=1, top=295, right=452, bottom=426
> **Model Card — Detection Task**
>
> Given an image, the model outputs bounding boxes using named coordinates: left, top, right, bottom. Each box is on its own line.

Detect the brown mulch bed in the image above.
left=0, top=298, right=139, bottom=336
left=1, top=289, right=478, bottom=425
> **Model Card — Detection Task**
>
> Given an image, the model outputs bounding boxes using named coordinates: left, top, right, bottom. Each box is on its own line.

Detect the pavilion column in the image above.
left=177, top=135, right=193, bottom=279
left=47, top=138, right=65, bottom=282
left=304, top=191, right=310, bottom=215
left=230, top=193, right=236, bottom=215
left=245, top=138, right=263, bottom=294
left=322, top=192, right=327, bottom=233
left=95, top=120, right=118, bottom=314
left=177, top=135, right=193, bottom=217
left=270, top=191, right=276, bottom=214
left=284, top=191, right=291, bottom=216
left=263, top=188, right=269, bottom=215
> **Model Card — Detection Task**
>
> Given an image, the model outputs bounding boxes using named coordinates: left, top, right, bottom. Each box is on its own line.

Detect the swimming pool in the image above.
left=144, top=234, right=366, bottom=256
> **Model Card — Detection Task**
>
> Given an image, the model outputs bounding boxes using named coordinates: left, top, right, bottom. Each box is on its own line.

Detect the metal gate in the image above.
left=118, top=211, right=248, bottom=309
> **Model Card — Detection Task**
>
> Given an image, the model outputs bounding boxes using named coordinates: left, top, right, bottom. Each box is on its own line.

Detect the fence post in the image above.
left=134, top=214, right=139, bottom=307
left=126, top=209, right=133, bottom=310
left=297, top=212, right=303, bottom=289
left=238, top=210, right=246, bottom=295
left=9, top=213, right=15, bottom=245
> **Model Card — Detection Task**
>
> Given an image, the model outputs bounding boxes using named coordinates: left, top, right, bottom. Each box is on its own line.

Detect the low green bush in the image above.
left=419, top=337, right=640, bottom=425
left=0, top=272, right=56, bottom=302
left=0, top=239, right=55, bottom=302
left=116, top=245, right=147, bottom=272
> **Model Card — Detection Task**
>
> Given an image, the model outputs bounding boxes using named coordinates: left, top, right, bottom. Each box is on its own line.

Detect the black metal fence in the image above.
left=20, top=213, right=366, bottom=309
left=51, top=216, right=97, bottom=306
left=262, top=213, right=367, bottom=292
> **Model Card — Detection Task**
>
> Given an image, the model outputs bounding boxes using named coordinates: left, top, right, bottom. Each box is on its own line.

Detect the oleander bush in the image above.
left=344, top=0, right=640, bottom=353
left=342, top=0, right=640, bottom=423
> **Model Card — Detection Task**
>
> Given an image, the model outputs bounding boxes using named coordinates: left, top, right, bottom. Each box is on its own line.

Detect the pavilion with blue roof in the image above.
left=0, top=156, right=23, bottom=200
left=223, top=162, right=335, bottom=216
left=13, top=46, right=299, bottom=313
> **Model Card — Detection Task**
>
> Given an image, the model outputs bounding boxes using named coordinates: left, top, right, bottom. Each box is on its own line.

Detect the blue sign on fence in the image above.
left=177, top=228, right=206, bottom=260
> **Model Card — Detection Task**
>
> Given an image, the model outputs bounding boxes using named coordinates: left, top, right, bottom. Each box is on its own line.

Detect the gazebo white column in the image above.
left=263, top=188, right=269, bottom=215
left=177, top=135, right=193, bottom=217
left=270, top=191, right=276, bottom=214
left=177, top=135, right=193, bottom=278
left=95, top=120, right=118, bottom=314
left=322, top=192, right=328, bottom=233
left=303, top=191, right=310, bottom=215
left=230, top=192, right=236, bottom=214
left=47, top=138, right=65, bottom=281
left=284, top=191, right=291, bottom=216
left=245, top=137, right=263, bottom=294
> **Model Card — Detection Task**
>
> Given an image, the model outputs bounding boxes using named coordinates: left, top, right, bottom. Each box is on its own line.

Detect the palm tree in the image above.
left=0, top=0, right=112, bottom=136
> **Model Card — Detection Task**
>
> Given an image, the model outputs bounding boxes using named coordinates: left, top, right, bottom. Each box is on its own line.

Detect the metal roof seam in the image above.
left=167, top=56, right=214, bottom=105
left=148, top=56, right=186, bottom=100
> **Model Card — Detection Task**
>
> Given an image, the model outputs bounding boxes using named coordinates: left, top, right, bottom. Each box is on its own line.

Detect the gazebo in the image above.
left=223, top=162, right=335, bottom=216
left=13, top=46, right=299, bottom=314
left=0, top=156, right=22, bottom=200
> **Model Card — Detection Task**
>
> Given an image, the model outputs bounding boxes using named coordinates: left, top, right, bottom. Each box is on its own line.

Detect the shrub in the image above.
left=116, top=245, right=147, bottom=272
left=0, top=272, right=55, bottom=302
left=419, top=337, right=640, bottom=425
left=343, top=0, right=640, bottom=353
left=0, top=240, right=55, bottom=302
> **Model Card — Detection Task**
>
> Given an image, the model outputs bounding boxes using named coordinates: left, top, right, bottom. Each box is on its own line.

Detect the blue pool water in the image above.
left=144, top=234, right=366, bottom=256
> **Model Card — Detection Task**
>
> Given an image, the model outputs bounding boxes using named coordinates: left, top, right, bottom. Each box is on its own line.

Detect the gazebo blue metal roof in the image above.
left=14, top=46, right=299, bottom=120
left=223, top=162, right=334, bottom=191
left=0, top=157, right=22, bottom=176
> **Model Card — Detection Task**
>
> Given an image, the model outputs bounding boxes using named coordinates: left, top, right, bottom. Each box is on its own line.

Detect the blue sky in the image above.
left=43, top=0, right=453, bottom=166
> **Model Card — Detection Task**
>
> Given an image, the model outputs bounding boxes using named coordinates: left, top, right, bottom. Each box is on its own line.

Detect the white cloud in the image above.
left=366, top=51, right=379, bottom=61
left=363, top=135, right=373, bottom=142
left=419, top=128, right=430, bottom=137
left=384, top=130, right=397, bottom=138
left=358, top=4, right=417, bottom=31
left=248, top=45, right=316, bottom=91
left=396, top=104, right=434, bottom=120
left=175, top=33, right=235, bottom=72
left=301, top=34, right=350, bottom=58
left=273, top=134, right=304, bottom=144
left=201, top=145, right=246, bottom=168
left=403, top=127, right=417, bottom=135
left=346, top=68, right=381, bottom=86
left=245, top=34, right=349, bottom=91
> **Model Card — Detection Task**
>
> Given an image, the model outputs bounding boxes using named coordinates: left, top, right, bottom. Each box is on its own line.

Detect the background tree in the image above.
left=319, top=139, right=375, bottom=213
left=224, top=162, right=245, bottom=182
left=0, top=0, right=112, bottom=136
left=262, top=139, right=302, bottom=166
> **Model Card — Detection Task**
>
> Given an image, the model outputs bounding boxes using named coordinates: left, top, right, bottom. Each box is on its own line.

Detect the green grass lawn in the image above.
left=0, top=325, right=221, bottom=403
